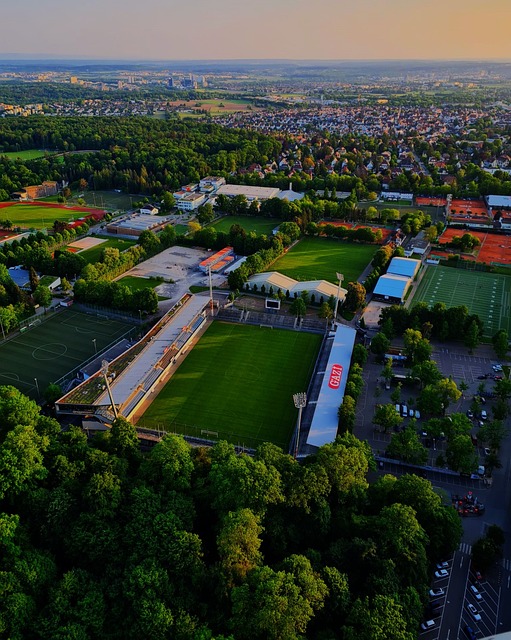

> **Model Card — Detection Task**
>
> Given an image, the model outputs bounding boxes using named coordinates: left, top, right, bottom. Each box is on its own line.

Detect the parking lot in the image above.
left=419, top=552, right=503, bottom=639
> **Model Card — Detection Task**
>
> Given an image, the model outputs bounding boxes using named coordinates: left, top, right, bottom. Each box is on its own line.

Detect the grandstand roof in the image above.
left=487, top=195, right=511, bottom=208
left=387, top=256, right=420, bottom=278
left=306, top=324, right=356, bottom=447
left=373, top=274, right=411, bottom=300
left=248, top=272, right=346, bottom=301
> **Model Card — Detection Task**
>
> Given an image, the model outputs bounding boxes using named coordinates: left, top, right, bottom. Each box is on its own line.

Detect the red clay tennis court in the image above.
left=438, top=228, right=511, bottom=265
left=416, top=197, right=447, bottom=207
left=450, top=199, right=488, bottom=215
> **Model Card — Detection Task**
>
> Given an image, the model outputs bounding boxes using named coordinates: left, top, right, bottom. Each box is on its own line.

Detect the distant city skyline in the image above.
left=3, top=0, right=511, bottom=61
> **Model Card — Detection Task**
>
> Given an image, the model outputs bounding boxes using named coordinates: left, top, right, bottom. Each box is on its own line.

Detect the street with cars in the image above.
left=355, top=342, right=511, bottom=637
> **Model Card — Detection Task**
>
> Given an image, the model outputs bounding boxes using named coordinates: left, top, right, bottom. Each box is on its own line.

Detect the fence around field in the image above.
left=135, top=420, right=287, bottom=452
left=53, top=324, right=139, bottom=392
left=72, top=302, right=143, bottom=324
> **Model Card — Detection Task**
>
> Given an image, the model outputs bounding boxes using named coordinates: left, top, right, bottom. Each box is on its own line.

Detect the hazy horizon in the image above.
left=3, top=0, right=511, bottom=61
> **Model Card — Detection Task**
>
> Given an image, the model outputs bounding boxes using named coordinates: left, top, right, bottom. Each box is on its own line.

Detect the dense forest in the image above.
left=0, top=385, right=462, bottom=639
left=0, top=117, right=282, bottom=200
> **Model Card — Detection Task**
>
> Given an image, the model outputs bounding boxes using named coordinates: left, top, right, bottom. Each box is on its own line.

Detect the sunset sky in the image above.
left=3, top=0, right=511, bottom=60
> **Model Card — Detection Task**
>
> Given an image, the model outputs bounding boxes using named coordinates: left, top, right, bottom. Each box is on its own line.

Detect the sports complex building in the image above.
left=372, top=257, right=421, bottom=305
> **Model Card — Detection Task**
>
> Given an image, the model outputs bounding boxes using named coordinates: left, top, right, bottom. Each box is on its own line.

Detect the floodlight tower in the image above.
left=292, top=392, right=307, bottom=459
left=333, top=272, right=344, bottom=323
left=101, top=359, right=118, bottom=419
left=208, top=265, right=214, bottom=313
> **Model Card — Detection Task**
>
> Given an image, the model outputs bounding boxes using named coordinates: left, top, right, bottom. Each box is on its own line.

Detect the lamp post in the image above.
left=34, top=378, right=40, bottom=398
left=293, top=392, right=307, bottom=459
left=0, top=316, right=5, bottom=341
left=101, top=360, right=118, bottom=419
left=333, top=272, right=344, bottom=323
left=92, top=338, right=97, bottom=355
left=208, top=265, right=213, bottom=314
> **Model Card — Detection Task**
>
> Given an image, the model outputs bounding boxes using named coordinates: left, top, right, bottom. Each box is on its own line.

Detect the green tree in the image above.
left=337, top=395, right=356, bottom=433
left=43, top=383, right=62, bottom=405
left=445, top=434, right=478, bottom=474
left=33, top=285, right=52, bottom=310
left=464, top=319, right=481, bottom=352
left=217, top=508, right=263, bottom=588
left=370, top=333, right=390, bottom=357
left=492, top=329, right=508, bottom=360
left=387, top=425, right=428, bottom=465
left=477, top=420, right=508, bottom=451
left=373, top=404, right=403, bottom=434
left=344, top=281, right=366, bottom=313
left=290, top=297, right=306, bottom=318
left=29, top=266, right=39, bottom=292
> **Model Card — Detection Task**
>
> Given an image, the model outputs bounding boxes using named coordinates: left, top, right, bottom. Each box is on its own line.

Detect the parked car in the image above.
left=467, top=409, right=474, bottom=418
left=484, top=447, right=491, bottom=456
left=475, top=571, right=483, bottom=582
left=420, top=620, right=436, bottom=631
left=436, top=561, right=449, bottom=569
left=481, top=410, right=488, bottom=420
left=414, top=409, right=421, bottom=419
left=467, top=603, right=481, bottom=622
left=464, top=625, right=477, bottom=640
left=435, top=569, right=449, bottom=579
left=492, top=364, right=503, bottom=372
left=469, top=585, right=483, bottom=601
left=429, top=588, right=445, bottom=597
left=409, top=409, right=415, bottom=418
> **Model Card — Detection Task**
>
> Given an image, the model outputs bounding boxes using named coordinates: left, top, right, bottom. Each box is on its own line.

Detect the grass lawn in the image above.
left=0, top=309, right=133, bottom=399
left=118, top=276, right=160, bottom=291
left=0, top=203, right=86, bottom=230
left=271, top=237, right=376, bottom=284
left=139, top=321, right=322, bottom=449
left=78, top=237, right=136, bottom=264
left=79, top=190, right=133, bottom=211
left=174, top=224, right=189, bottom=235
left=210, top=215, right=278, bottom=236
left=412, top=265, right=511, bottom=336
left=1, top=149, right=49, bottom=161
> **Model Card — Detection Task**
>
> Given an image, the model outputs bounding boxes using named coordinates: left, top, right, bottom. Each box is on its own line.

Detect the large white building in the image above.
left=176, top=193, right=207, bottom=211
left=216, top=184, right=281, bottom=202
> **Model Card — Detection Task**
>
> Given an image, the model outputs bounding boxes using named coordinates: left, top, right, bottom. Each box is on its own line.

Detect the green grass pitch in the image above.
left=210, top=216, right=278, bottom=236
left=270, top=237, right=376, bottom=284
left=1, top=149, right=48, bottom=161
left=0, top=203, right=84, bottom=229
left=0, top=310, right=133, bottom=399
left=139, top=321, right=322, bottom=449
left=78, top=237, right=136, bottom=264
left=412, top=265, right=511, bottom=336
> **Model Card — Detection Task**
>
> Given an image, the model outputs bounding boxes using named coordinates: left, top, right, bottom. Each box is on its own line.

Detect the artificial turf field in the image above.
left=412, top=265, right=511, bottom=336
left=0, top=310, right=133, bottom=399
left=270, top=237, right=376, bottom=284
left=139, top=321, right=322, bottom=449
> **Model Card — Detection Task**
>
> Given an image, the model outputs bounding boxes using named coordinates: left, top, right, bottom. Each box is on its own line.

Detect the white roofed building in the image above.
left=247, top=271, right=346, bottom=303
left=373, top=274, right=411, bottom=304
left=216, top=184, right=281, bottom=202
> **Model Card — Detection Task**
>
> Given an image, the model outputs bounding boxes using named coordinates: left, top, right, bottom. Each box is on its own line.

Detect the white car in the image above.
left=493, top=364, right=503, bottom=372
left=414, top=409, right=421, bottom=420
left=436, top=561, right=449, bottom=569
left=429, top=588, right=445, bottom=597
left=420, top=620, right=436, bottom=631
left=467, top=603, right=481, bottom=621
left=435, top=569, right=449, bottom=579
left=470, top=585, right=483, bottom=601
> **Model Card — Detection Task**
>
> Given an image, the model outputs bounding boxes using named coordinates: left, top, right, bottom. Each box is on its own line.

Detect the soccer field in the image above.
left=0, top=310, right=133, bottom=399
left=139, top=321, right=322, bottom=449
left=413, top=265, right=511, bottom=336
left=270, top=237, right=376, bottom=284
left=0, top=203, right=88, bottom=229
